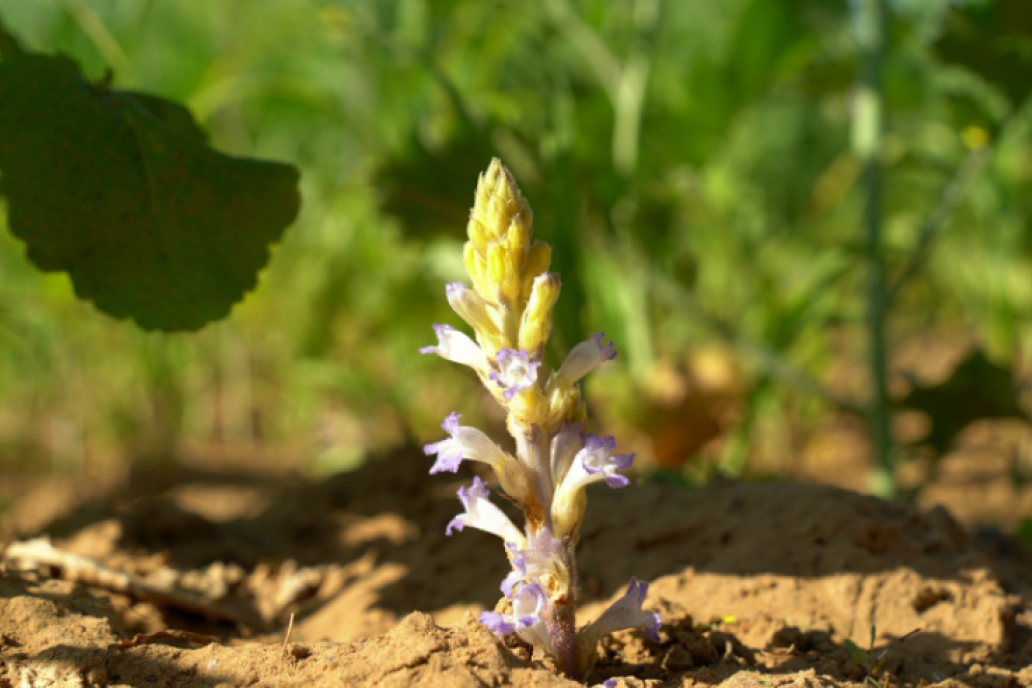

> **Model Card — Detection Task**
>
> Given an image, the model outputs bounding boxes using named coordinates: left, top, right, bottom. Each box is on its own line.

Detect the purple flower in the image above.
left=479, top=581, right=551, bottom=652
left=579, top=578, right=661, bottom=646
left=488, top=348, right=541, bottom=399
left=424, top=412, right=511, bottom=476
left=579, top=435, right=634, bottom=488
left=556, top=333, right=617, bottom=385
left=554, top=433, right=634, bottom=494
left=420, top=324, right=489, bottom=371
left=551, top=434, right=635, bottom=538
left=500, top=542, right=527, bottom=598
left=446, top=477, right=526, bottom=547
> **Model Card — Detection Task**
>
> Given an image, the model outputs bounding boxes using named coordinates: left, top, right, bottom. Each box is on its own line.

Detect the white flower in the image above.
left=446, top=476, right=527, bottom=548
left=549, top=422, right=585, bottom=485
left=424, top=412, right=528, bottom=500
left=579, top=578, right=661, bottom=647
left=424, top=412, right=510, bottom=475
left=556, top=333, right=616, bottom=386
left=420, top=324, right=489, bottom=372
left=551, top=434, right=634, bottom=538
left=479, top=581, right=555, bottom=655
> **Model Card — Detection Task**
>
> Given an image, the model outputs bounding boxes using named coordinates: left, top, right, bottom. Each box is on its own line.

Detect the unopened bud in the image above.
left=519, top=242, right=552, bottom=303
left=446, top=282, right=498, bottom=339
left=471, top=158, right=527, bottom=245
left=518, top=273, right=561, bottom=356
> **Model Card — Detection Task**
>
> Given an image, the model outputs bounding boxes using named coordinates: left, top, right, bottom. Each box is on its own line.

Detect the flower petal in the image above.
left=580, top=578, right=661, bottom=645
left=478, top=580, right=547, bottom=639
left=420, top=324, right=489, bottom=371
left=446, top=282, right=498, bottom=336
left=424, top=412, right=513, bottom=475
left=556, top=333, right=616, bottom=386
left=446, top=477, right=526, bottom=546
left=550, top=423, right=585, bottom=484
left=551, top=435, right=634, bottom=537
left=478, top=610, right=520, bottom=636
left=501, top=541, right=528, bottom=598
left=488, top=348, right=541, bottom=399
left=560, top=434, right=634, bottom=494
left=500, top=568, right=523, bottom=599
left=511, top=582, right=555, bottom=653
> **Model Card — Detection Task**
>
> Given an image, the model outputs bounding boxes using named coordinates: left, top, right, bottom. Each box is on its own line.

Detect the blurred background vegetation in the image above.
left=1, top=0, right=1031, bottom=531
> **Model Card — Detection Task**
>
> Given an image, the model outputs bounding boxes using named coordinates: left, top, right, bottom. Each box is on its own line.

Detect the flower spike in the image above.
left=420, top=159, right=656, bottom=682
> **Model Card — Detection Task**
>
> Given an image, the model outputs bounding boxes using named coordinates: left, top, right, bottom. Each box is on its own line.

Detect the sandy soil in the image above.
left=1, top=445, right=1031, bottom=688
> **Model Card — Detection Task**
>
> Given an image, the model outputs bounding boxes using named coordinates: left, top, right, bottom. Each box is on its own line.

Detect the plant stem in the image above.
left=540, top=530, right=580, bottom=681
left=851, top=0, right=894, bottom=498
left=515, top=425, right=555, bottom=531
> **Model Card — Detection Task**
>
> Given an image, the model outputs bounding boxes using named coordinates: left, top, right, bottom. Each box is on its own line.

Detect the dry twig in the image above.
left=2, top=536, right=251, bottom=625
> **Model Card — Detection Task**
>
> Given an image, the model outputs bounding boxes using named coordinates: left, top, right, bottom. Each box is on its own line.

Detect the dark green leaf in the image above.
left=0, top=30, right=300, bottom=331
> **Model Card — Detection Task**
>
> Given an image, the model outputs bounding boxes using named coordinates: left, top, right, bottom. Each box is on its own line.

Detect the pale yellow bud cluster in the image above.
left=455, top=160, right=563, bottom=423
left=462, top=159, right=555, bottom=353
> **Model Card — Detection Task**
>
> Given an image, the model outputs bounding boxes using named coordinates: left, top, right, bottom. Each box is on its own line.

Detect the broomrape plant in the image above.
left=421, top=159, right=660, bottom=681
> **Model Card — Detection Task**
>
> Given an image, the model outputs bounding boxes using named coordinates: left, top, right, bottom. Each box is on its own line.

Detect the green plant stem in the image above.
left=852, top=0, right=894, bottom=498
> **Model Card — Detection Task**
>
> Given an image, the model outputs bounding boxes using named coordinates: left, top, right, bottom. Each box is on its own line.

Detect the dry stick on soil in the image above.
left=281, top=612, right=296, bottom=655
left=1, top=536, right=251, bottom=625
left=279, top=611, right=296, bottom=681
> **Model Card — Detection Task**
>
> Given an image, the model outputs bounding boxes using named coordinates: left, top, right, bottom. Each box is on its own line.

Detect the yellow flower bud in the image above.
left=466, top=216, right=491, bottom=258
left=486, top=243, right=506, bottom=296
left=551, top=489, right=587, bottom=547
left=500, top=239, right=523, bottom=306
left=518, top=273, right=561, bottom=357
left=538, top=379, right=583, bottom=435
left=464, top=241, right=493, bottom=298
left=470, top=158, right=528, bottom=245
left=446, top=282, right=498, bottom=340
left=519, top=242, right=551, bottom=303
left=567, top=395, right=587, bottom=425
left=507, top=219, right=529, bottom=269
left=506, top=386, right=548, bottom=428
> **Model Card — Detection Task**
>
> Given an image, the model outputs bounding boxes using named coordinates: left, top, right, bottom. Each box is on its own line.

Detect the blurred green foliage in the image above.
left=0, top=0, right=1031, bottom=493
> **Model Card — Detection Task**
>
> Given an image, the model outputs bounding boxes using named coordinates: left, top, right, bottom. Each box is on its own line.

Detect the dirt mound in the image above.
left=1, top=450, right=1030, bottom=686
